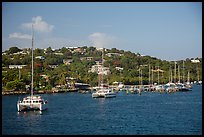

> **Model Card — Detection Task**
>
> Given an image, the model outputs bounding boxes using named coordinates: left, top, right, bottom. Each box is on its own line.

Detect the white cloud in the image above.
left=88, top=32, right=116, bottom=48
left=9, top=32, right=32, bottom=39
left=21, top=16, right=54, bottom=32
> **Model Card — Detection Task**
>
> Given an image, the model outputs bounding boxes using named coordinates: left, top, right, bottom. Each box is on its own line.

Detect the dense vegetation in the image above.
left=2, top=46, right=202, bottom=91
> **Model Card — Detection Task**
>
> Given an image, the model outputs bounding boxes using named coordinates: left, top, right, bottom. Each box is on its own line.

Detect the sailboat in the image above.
left=17, top=25, right=48, bottom=112
left=92, top=48, right=116, bottom=98
left=185, top=71, right=192, bottom=89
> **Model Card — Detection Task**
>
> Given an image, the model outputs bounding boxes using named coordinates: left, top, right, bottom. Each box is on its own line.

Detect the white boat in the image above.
left=118, top=82, right=124, bottom=88
left=92, top=47, right=116, bottom=98
left=176, top=83, right=192, bottom=91
left=198, top=81, right=202, bottom=85
left=155, top=84, right=165, bottom=92
left=180, top=86, right=192, bottom=91
left=17, top=95, right=48, bottom=111
left=17, top=25, right=48, bottom=112
left=165, top=83, right=178, bottom=92
left=92, top=87, right=116, bottom=98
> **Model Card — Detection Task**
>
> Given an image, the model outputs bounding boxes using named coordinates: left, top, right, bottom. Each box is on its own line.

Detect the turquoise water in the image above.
left=2, top=84, right=202, bottom=135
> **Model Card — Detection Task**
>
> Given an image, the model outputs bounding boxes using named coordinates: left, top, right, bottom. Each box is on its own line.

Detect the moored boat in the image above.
left=17, top=25, right=48, bottom=112
left=92, top=47, right=116, bottom=98
left=92, top=87, right=116, bottom=98
left=17, top=95, right=48, bottom=111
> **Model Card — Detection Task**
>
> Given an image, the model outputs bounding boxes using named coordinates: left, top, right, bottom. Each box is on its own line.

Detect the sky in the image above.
left=2, top=2, right=202, bottom=61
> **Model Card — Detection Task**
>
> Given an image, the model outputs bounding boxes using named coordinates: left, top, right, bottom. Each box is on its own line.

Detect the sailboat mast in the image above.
left=157, top=66, right=159, bottom=85
left=183, top=60, right=185, bottom=83
left=178, top=65, right=180, bottom=83
left=138, top=68, right=141, bottom=85
left=19, top=68, right=21, bottom=80
left=31, top=24, right=34, bottom=97
left=169, top=66, right=172, bottom=83
left=171, top=68, right=172, bottom=83
left=101, top=47, right=104, bottom=87
left=187, top=71, right=190, bottom=83
left=197, top=65, right=199, bottom=82
left=141, top=69, right=143, bottom=85
left=174, top=61, right=176, bottom=83
left=151, top=66, right=153, bottom=85
left=149, top=64, right=150, bottom=85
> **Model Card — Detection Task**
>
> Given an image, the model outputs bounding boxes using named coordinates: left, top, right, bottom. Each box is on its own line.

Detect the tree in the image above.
left=46, top=47, right=53, bottom=54
left=2, top=55, right=11, bottom=66
left=21, top=55, right=31, bottom=65
left=2, top=46, right=202, bottom=89
left=7, top=46, right=22, bottom=54
left=60, top=47, right=72, bottom=58
left=34, top=48, right=44, bottom=56
left=5, top=80, right=25, bottom=91
left=110, top=48, right=120, bottom=53
left=60, top=47, right=68, bottom=53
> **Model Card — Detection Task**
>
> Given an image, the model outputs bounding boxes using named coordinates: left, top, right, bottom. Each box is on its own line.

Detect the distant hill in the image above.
left=2, top=46, right=202, bottom=91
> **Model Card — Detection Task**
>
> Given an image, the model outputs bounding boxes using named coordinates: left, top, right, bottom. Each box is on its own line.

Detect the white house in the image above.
left=9, top=65, right=27, bottom=69
left=106, top=53, right=123, bottom=57
left=54, top=52, right=63, bottom=55
left=80, top=57, right=94, bottom=61
left=88, top=64, right=110, bottom=75
left=13, top=51, right=27, bottom=55
left=191, top=59, right=200, bottom=63
left=48, top=65, right=58, bottom=68
left=35, top=56, right=45, bottom=60
left=115, top=67, right=123, bottom=71
left=63, top=59, right=73, bottom=65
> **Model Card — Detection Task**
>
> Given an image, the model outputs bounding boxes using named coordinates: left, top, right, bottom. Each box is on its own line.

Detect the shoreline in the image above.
left=2, top=88, right=80, bottom=96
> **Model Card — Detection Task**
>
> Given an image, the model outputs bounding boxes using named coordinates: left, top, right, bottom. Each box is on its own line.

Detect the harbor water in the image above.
left=2, top=84, right=202, bottom=135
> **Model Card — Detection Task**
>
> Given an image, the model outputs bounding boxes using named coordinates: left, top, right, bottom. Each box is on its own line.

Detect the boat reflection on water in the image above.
left=17, top=110, right=43, bottom=116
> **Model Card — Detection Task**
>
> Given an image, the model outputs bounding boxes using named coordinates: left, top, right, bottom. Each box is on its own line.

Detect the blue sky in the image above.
left=2, top=2, right=202, bottom=61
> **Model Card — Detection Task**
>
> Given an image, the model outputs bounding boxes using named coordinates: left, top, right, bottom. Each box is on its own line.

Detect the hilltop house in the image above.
left=54, top=52, right=63, bottom=55
left=115, top=67, right=123, bottom=71
left=35, top=56, right=45, bottom=60
left=106, top=53, right=123, bottom=57
left=63, top=59, right=73, bottom=65
left=80, top=57, right=94, bottom=61
left=88, top=64, right=110, bottom=75
left=191, top=59, right=200, bottom=63
left=9, top=65, right=27, bottom=69
left=48, top=65, right=58, bottom=68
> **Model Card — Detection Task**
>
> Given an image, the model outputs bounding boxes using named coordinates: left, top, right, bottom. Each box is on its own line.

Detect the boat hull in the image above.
left=92, top=92, right=116, bottom=98
left=17, top=102, right=48, bottom=112
left=17, top=96, right=47, bottom=112
left=180, top=87, right=192, bottom=91
left=104, top=93, right=116, bottom=98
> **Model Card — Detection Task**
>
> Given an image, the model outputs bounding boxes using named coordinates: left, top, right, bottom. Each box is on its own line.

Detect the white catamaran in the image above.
left=92, top=48, right=116, bottom=98
left=17, top=25, right=48, bottom=112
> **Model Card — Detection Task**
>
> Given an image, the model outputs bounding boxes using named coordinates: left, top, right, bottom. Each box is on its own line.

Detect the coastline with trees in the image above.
left=2, top=46, right=202, bottom=95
